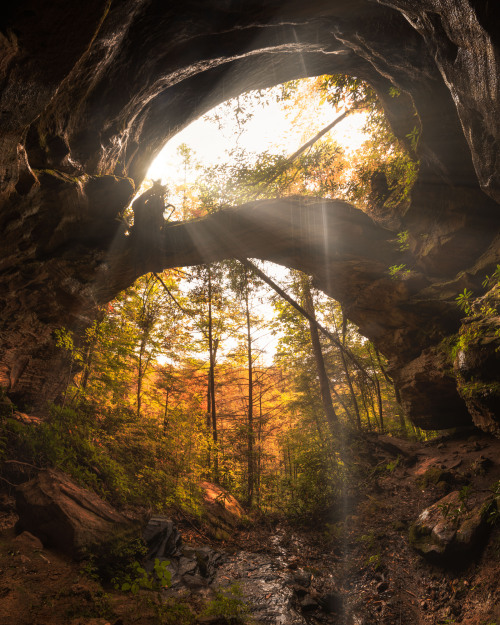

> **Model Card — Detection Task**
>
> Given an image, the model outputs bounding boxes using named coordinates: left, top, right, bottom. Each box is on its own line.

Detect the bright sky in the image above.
left=146, top=79, right=368, bottom=365
left=147, top=80, right=368, bottom=192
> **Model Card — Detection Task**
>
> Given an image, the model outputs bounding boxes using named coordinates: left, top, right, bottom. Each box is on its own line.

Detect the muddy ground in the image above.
left=0, top=429, right=499, bottom=625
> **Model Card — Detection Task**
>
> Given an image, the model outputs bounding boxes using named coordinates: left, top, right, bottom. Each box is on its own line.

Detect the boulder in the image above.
left=142, top=515, right=224, bottom=588
left=409, top=490, right=496, bottom=563
left=454, top=286, right=500, bottom=435
left=143, top=516, right=182, bottom=561
left=13, top=531, right=44, bottom=550
left=198, top=481, right=246, bottom=539
left=15, top=469, right=138, bottom=559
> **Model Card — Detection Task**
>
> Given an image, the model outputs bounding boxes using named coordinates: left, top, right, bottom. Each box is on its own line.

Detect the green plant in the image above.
left=365, top=553, right=381, bottom=569
left=406, top=126, right=420, bottom=150
left=437, top=488, right=470, bottom=525
left=114, top=558, right=171, bottom=594
left=486, top=480, right=500, bottom=525
left=456, top=288, right=474, bottom=315
left=358, top=530, right=377, bottom=549
left=324, top=521, right=345, bottom=542
left=482, top=264, right=500, bottom=288
left=388, top=263, right=410, bottom=279
left=396, top=230, right=409, bottom=251
left=156, top=598, right=195, bottom=625
left=375, top=455, right=401, bottom=475
left=89, top=535, right=148, bottom=584
left=202, top=583, right=249, bottom=623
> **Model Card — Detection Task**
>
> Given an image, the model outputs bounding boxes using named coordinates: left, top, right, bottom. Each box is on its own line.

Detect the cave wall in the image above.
left=0, top=0, right=499, bottom=432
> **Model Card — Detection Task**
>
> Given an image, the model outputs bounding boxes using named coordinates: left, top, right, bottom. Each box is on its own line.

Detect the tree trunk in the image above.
left=301, top=277, right=339, bottom=435
left=137, top=336, right=146, bottom=418
left=369, top=348, right=384, bottom=432
left=163, top=388, right=170, bottom=433
left=338, top=309, right=362, bottom=430
left=207, top=266, right=218, bottom=479
left=245, top=273, right=254, bottom=508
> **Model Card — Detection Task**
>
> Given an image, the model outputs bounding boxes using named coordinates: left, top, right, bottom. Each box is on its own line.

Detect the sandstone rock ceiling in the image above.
left=0, top=1, right=499, bottom=432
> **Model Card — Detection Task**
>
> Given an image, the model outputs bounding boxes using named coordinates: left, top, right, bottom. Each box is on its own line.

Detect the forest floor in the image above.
left=0, top=428, right=499, bottom=625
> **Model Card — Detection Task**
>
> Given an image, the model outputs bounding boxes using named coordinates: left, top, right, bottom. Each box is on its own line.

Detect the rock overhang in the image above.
left=0, top=1, right=499, bottom=432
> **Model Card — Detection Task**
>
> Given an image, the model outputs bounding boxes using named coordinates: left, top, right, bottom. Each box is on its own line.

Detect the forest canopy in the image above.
left=1, top=75, right=422, bottom=520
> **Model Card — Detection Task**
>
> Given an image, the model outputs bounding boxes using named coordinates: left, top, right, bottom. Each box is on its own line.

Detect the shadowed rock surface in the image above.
left=15, top=469, right=138, bottom=559
left=0, top=1, right=499, bottom=431
left=409, top=490, right=497, bottom=563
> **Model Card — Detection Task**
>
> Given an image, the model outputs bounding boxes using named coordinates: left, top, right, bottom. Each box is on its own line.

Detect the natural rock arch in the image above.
left=0, top=1, right=499, bottom=432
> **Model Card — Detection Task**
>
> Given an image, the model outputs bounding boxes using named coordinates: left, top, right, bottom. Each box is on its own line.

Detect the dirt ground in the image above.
left=0, top=429, right=498, bottom=625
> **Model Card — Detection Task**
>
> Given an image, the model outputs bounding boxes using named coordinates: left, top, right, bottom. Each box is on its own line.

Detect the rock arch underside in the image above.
left=1, top=0, right=499, bottom=432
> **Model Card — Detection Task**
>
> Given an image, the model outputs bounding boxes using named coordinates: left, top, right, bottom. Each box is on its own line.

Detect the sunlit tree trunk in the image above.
left=256, top=387, right=263, bottom=509
left=301, top=277, right=339, bottom=435
left=368, top=348, right=384, bottom=432
left=163, top=388, right=170, bottom=433
left=136, top=335, right=147, bottom=417
left=359, top=379, right=373, bottom=430
left=337, top=309, right=362, bottom=430
left=244, top=271, right=255, bottom=508
left=207, top=266, right=218, bottom=480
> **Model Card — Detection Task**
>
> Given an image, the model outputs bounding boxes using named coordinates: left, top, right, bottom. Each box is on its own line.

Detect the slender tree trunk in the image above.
left=207, top=266, right=218, bottom=479
left=359, top=380, right=372, bottom=430
left=337, top=309, right=362, bottom=430
left=394, top=385, right=408, bottom=435
left=368, top=348, right=384, bottom=432
left=80, top=343, right=94, bottom=390
left=137, top=337, right=147, bottom=418
left=163, top=388, right=170, bottom=433
left=301, top=277, right=339, bottom=435
left=373, top=376, right=384, bottom=432
left=245, top=275, right=254, bottom=508
left=256, top=388, right=263, bottom=509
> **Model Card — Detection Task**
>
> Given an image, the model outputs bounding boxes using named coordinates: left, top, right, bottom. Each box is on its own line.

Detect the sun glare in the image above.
left=144, top=79, right=370, bottom=365
left=146, top=79, right=368, bottom=191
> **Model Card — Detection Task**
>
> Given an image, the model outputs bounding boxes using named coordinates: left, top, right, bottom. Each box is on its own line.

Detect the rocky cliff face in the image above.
left=0, top=1, right=499, bottom=432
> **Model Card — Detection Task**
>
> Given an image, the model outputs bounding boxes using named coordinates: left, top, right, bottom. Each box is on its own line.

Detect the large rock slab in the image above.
left=198, top=481, right=246, bottom=539
left=409, top=490, right=496, bottom=563
left=15, top=469, right=138, bottom=559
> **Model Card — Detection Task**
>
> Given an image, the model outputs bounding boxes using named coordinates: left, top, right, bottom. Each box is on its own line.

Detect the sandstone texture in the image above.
left=199, top=480, right=247, bottom=539
left=409, top=490, right=497, bottom=563
left=0, top=1, right=499, bottom=431
left=15, top=469, right=138, bottom=559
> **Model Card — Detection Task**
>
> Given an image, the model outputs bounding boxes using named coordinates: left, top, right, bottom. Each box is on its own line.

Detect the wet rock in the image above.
left=213, top=550, right=307, bottom=624
left=142, top=516, right=182, bottom=560
left=143, top=518, right=224, bottom=588
left=317, top=590, right=344, bottom=614
left=181, top=573, right=208, bottom=588
left=376, top=581, right=389, bottom=593
left=15, top=469, right=138, bottom=559
left=409, top=490, right=497, bottom=563
left=300, top=594, right=319, bottom=610
left=292, top=584, right=309, bottom=597
left=291, top=569, right=312, bottom=587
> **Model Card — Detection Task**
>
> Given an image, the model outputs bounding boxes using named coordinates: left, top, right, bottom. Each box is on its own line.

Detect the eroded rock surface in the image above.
left=409, top=490, right=496, bottom=562
left=15, top=469, right=138, bottom=559
left=0, top=1, right=499, bottom=431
